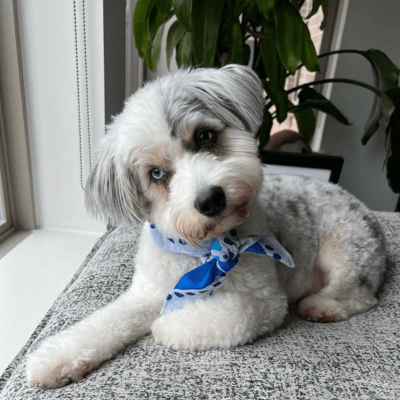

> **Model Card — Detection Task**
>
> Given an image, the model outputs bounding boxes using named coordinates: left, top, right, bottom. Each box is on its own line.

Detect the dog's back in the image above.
left=260, top=174, right=386, bottom=321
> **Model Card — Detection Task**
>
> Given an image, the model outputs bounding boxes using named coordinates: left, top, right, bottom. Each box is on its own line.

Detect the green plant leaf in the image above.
left=274, top=0, right=319, bottom=73
left=274, top=0, right=303, bottom=74
left=256, top=0, right=275, bottom=20
left=234, top=0, right=251, bottom=19
left=292, top=107, right=316, bottom=142
left=156, top=0, right=172, bottom=14
left=306, top=0, right=329, bottom=30
left=258, top=110, right=274, bottom=148
left=260, top=35, right=286, bottom=89
left=366, top=50, right=400, bottom=88
left=384, top=87, right=400, bottom=193
left=173, top=0, right=192, bottom=32
left=363, top=92, right=394, bottom=145
left=146, top=24, right=165, bottom=71
left=192, top=0, right=224, bottom=67
left=362, top=49, right=400, bottom=145
left=264, top=80, right=288, bottom=123
left=242, top=1, right=265, bottom=35
left=148, top=7, right=173, bottom=42
left=296, top=87, right=350, bottom=125
left=300, top=21, right=320, bottom=72
left=166, top=20, right=187, bottom=68
left=176, top=32, right=192, bottom=67
left=133, top=0, right=173, bottom=70
left=289, top=0, right=302, bottom=9
left=133, top=0, right=156, bottom=58
left=227, top=22, right=244, bottom=64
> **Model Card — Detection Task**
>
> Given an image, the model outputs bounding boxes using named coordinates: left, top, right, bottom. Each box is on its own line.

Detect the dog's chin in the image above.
left=176, top=200, right=251, bottom=244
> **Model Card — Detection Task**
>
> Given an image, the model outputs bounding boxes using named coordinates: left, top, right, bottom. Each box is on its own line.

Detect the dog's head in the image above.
left=86, top=64, right=264, bottom=243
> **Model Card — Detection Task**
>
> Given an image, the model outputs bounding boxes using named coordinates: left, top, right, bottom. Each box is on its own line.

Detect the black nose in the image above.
left=195, top=186, right=226, bottom=217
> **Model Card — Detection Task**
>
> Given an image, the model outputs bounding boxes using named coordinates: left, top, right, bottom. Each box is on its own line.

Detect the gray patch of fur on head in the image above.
left=159, top=65, right=265, bottom=136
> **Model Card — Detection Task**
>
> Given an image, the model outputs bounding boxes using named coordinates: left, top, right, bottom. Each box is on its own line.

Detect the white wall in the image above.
left=320, top=0, right=399, bottom=211
left=17, top=0, right=106, bottom=233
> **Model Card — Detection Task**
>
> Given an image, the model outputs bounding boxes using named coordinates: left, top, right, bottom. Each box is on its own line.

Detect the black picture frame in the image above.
left=259, top=150, right=344, bottom=184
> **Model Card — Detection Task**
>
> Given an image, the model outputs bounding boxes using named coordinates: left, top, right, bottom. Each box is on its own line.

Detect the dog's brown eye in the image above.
left=198, top=130, right=216, bottom=144
left=190, top=127, right=219, bottom=153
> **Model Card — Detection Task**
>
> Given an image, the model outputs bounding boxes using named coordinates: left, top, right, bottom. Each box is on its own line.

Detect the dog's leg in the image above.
left=152, top=276, right=287, bottom=351
left=26, top=273, right=163, bottom=388
left=298, top=218, right=386, bottom=322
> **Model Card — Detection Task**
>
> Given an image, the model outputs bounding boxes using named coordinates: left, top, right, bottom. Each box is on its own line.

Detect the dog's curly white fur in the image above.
left=26, top=65, right=386, bottom=388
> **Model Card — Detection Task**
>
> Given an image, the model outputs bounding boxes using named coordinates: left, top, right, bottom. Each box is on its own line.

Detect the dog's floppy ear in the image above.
left=85, top=131, right=148, bottom=226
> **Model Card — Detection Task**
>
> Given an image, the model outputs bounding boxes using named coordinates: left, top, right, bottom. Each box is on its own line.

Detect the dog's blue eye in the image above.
left=151, top=168, right=165, bottom=180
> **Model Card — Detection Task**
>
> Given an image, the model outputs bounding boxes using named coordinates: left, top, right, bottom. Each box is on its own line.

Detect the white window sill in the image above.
left=0, top=228, right=104, bottom=375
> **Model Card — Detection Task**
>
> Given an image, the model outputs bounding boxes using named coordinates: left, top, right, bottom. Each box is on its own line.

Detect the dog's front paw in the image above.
left=26, top=336, right=97, bottom=388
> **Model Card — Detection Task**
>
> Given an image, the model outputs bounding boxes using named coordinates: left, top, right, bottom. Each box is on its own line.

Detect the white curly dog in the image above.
left=26, top=65, right=386, bottom=388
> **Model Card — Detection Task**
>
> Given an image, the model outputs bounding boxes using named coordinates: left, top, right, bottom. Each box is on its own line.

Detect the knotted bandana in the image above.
left=149, top=223, right=295, bottom=314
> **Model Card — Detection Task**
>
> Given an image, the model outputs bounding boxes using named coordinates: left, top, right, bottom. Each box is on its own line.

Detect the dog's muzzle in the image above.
left=194, top=186, right=226, bottom=217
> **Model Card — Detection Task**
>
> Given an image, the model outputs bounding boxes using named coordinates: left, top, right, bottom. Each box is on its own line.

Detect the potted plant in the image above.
left=132, top=0, right=400, bottom=206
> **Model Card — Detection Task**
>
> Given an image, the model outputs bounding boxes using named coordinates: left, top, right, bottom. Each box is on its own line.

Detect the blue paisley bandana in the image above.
left=149, top=223, right=295, bottom=314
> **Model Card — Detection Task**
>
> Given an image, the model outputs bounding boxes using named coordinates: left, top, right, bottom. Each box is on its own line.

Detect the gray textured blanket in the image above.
left=1, top=212, right=399, bottom=399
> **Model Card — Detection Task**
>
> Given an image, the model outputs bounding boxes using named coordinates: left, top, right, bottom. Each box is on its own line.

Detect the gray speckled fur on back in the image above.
left=259, top=174, right=386, bottom=304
